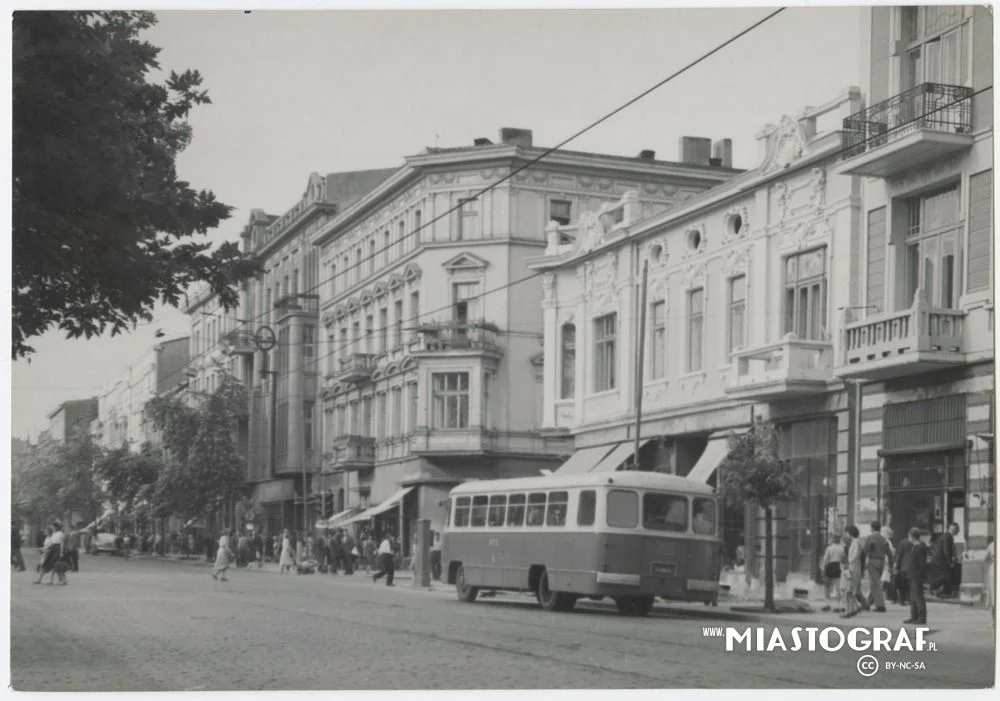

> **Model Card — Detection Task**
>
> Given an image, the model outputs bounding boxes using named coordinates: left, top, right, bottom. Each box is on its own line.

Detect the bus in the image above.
left=441, top=471, right=721, bottom=616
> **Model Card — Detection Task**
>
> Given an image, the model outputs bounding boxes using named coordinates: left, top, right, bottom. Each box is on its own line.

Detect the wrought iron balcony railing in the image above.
left=274, top=293, right=320, bottom=316
left=842, top=82, right=973, bottom=160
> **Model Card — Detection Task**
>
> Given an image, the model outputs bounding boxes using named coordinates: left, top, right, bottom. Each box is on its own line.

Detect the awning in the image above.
left=555, top=444, right=616, bottom=475
left=341, top=487, right=414, bottom=526
left=323, top=507, right=360, bottom=529
left=685, top=429, right=749, bottom=483
left=592, top=439, right=652, bottom=473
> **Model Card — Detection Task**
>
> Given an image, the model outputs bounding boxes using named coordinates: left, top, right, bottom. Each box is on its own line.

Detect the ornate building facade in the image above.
left=838, top=5, right=994, bottom=601
left=530, top=91, right=867, bottom=594
left=312, top=128, right=739, bottom=551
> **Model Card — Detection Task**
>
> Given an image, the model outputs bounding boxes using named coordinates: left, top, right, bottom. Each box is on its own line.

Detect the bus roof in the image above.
left=448, top=471, right=716, bottom=496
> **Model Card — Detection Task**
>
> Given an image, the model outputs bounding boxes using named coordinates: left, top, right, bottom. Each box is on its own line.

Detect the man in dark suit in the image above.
left=895, top=533, right=914, bottom=605
left=932, top=523, right=960, bottom=597
left=904, top=527, right=929, bottom=625
left=865, top=522, right=894, bottom=612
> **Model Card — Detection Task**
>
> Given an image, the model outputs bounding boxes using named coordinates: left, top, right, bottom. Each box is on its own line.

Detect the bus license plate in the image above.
left=651, top=562, right=676, bottom=576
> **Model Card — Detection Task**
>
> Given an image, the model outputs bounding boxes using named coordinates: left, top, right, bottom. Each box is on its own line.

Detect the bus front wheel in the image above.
left=537, top=570, right=575, bottom=612
left=456, top=565, right=479, bottom=603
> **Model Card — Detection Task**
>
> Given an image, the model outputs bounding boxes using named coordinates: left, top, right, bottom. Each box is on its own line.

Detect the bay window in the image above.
left=432, top=372, right=470, bottom=429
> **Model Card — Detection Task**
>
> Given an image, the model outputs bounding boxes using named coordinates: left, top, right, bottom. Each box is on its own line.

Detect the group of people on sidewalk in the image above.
left=23, top=520, right=82, bottom=586
left=821, top=521, right=995, bottom=627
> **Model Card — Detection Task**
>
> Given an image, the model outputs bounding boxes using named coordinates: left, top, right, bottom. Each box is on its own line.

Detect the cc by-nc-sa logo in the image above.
left=857, top=655, right=879, bottom=677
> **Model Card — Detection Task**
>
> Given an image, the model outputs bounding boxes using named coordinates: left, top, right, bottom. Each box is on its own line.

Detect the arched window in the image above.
left=560, top=323, right=576, bottom=399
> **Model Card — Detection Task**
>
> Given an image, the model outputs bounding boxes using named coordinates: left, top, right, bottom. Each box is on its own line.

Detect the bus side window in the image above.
left=454, top=497, right=471, bottom=527
left=526, top=493, right=546, bottom=526
left=506, top=494, right=526, bottom=526
left=546, top=491, right=568, bottom=527
left=488, top=495, right=507, bottom=527
left=607, top=489, right=639, bottom=529
left=470, top=496, right=489, bottom=527
left=692, top=497, right=717, bottom=535
left=644, top=493, right=688, bottom=532
left=577, top=490, right=596, bottom=526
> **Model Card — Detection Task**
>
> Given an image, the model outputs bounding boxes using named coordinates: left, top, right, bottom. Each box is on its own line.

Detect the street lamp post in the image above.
left=253, top=326, right=279, bottom=524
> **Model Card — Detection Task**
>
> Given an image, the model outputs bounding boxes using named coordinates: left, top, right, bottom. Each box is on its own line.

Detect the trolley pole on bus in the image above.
left=632, top=260, right=649, bottom=470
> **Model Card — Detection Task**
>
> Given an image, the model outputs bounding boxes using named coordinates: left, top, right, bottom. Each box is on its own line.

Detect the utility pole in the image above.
left=253, top=326, right=278, bottom=527
left=632, top=260, right=649, bottom=470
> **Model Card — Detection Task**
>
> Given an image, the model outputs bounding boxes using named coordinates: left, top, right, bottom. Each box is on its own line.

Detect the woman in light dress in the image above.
left=212, top=528, right=233, bottom=582
left=279, top=528, right=295, bottom=574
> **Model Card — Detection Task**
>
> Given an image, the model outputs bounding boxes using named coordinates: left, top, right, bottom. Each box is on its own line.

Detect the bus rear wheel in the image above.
left=537, top=570, right=575, bottom=612
left=455, top=565, right=479, bottom=603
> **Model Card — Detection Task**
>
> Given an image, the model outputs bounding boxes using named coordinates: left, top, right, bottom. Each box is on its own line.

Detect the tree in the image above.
left=147, top=373, right=247, bottom=523
left=11, top=431, right=103, bottom=530
left=718, top=418, right=799, bottom=611
left=93, top=442, right=163, bottom=523
left=12, top=11, right=260, bottom=358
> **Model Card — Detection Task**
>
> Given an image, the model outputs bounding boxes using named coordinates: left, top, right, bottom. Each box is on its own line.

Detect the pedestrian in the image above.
left=931, top=523, right=960, bottom=597
left=864, top=522, right=893, bottom=612
left=840, top=525, right=868, bottom=618
left=372, top=533, right=396, bottom=586
left=341, top=529, right=355, bottom=575
left=11, top=523, right=26, bottom=572
left=903, top=527, right=929, bottom=625
left=430, top=531, right=443, bottom=581
left=212, top=528, right=233, bottom=582
left=237, top=532, right=249, bottom=568
left=33, top=526, right=56, bottom=584
left=820, top=534, right=845, bottom=607
left=880, top=526, right=896, bottom=604
left=895, top=530, right=914, bottom=606
left=252, top=531, right=264, bottom=568
left=66, top=522, right=81, bottom=573
left=279, top=528, right=295, bottom=575
left=365, top=533, right=377, bottom=573
left=985, top=536, right=995, bottom=628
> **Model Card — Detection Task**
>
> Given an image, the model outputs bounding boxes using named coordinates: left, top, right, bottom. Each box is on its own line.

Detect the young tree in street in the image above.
left=718, top=418, right=798, bottom=611
left=12, top=11, right=260, bottom=359
left=93, top=443, right=163, bottom=526
left=147, top=374, right=248, bottom=524
left=11, top=431, right=104, bottom=530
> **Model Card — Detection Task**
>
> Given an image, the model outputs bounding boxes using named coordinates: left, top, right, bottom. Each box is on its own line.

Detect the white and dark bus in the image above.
left=442, top=471, right=721, bottom=616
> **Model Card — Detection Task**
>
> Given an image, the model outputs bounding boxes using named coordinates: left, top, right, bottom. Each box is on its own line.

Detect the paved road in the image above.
left=10, top=555, right=995, bottom=691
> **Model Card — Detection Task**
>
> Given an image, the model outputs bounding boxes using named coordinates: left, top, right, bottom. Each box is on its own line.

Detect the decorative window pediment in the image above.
left=403, top=262, right=424, bottom=281
left=387, top=273, right=405, bottom=291
left=346, top=297, right=361, bottom=313
left=373, top=282, right=388, bottom=299
left=442, top=252, right=489, bottom=272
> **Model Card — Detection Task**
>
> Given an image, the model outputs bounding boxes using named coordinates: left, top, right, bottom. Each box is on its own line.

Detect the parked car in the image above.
left=91, top=532, right=118, bottom=555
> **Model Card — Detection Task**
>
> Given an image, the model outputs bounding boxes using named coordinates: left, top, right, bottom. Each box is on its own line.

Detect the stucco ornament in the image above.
left=809, top=168, right=827, bottom=210
left=575, top=210, right=614, bottom=255
left=721, top=205, right=751, bottom=245
left=720, top=246, right=752, bottom=278
left=542, top=272, right=556, bottom=304
left=683, top=260, right=708, bottom=290
left=760, top=116, right=810, bottom=174
left=681, top=224, right=707, bottom=259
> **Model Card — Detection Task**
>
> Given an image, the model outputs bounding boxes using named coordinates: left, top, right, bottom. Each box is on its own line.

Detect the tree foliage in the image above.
left=718, top=418, right=799, bottom=611
left=146, top=373, right=247, bottom=521
left=12, top=11, right=260, bottom=358
left=93, top=442, right=163, bottom=518
left=11, top=431, right=103, bottom=528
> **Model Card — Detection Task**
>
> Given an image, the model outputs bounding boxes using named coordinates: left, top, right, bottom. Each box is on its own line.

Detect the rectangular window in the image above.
left=903, top=185, right=962, bottom=309
left=369, top=239, right=376, bottom=277
left=303, top=325, right=316, bottom=371
left=506, top=494, right=526, bottom=527
left=456, top=197, right=475, bottom=241
left=376, top=392, right=386, bottom=440
left=594, top=313, right=617, bottom=392
left=394, top=300, right=404, bottom=348
left=354, top=248, right=362, bottom=285
left=452, top=282, right=480, bottom=325
left=728, top=276, right=746, bottom=355
left=643, top=493, right=688, bottom=532
left=391, top=387, right=402, bottom=437
left=607, top=490, right=639, bottom=528
left=398, top=220, right=406, bottom=258
left=410, top=292, right=420, bottom=341
left=432, top=372, right=469, bottom=429
left=342, top=255, right=350, bottom=289
left=549, top=199, right=572, bottom=226
left=454, top=497, right=471, bottom=527
left=414, top=209, right=422, bottom=241
left=692, top=497, right=717, bottom=535
left=326, top=333, right=335, bottom=375
left=577, top=490, right=596, bottom=526
left=303, top=401, right=314, bottom=452
left=470, top=495, right=488, bottom=527
left=362, top=396, right=373, bottom=437
left=560, top=323, right=576, bottom=399
left=379, top=307, right=388, bottom=353
left=525, top=493, right=547, bottom=527
left=783, top=248, right=827, bottom=340
left=383, top=230, right=391, bottom=266
left=365, top=315, right=374, bottom=354
left=407, top=381, right=418, bottom=433
left=650, top=301, right=666, bottom=379
left=482, top=371, right=492, bottom=429
left=488, top=495, right=507, bottom=527
left=687, top=288, right=704, bottom=372
left=336, top=405, right=346, bottom=436
left=545, top=491, right=568, bottom=527
left=351, top=321, right=361, bottom=354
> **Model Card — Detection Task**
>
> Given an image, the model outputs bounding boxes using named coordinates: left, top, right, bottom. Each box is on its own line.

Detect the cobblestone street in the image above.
left=10, top=554, right=995, bottom=691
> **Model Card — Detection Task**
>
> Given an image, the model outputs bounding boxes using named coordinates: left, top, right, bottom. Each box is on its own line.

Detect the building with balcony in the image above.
left=529, top=92, right=868, bottom=594
left=93, top=338, right=189, bottom=451
left=313, top=127, right=741, bottom=550
left=184, top=283, right=248, bottom=395
left=239, top=169, right=396, bottom=536
left=838, top=6, right=994, bottom=568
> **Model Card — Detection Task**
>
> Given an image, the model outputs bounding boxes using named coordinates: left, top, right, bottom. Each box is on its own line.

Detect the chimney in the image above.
left=499, top=128, right=533, bottom=148
left=638, top=149, right=656, bottom=160
left=474, top=137, right=493, bottom=146
left=678, top=136, right=712, bottom=166
left=712, top=138, right=733, bottom=168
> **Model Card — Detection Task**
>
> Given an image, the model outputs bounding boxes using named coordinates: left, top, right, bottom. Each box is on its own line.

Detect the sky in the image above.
left=9, top=5, right=865, bottom=441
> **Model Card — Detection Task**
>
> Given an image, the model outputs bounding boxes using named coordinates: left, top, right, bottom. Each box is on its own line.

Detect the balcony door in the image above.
left=900, top=185, right=961, bottom=310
